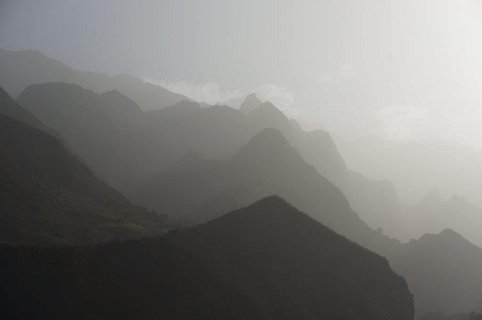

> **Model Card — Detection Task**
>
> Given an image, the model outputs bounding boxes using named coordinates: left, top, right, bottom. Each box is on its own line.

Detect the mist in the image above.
left=1, top=1, right=482, bottom=319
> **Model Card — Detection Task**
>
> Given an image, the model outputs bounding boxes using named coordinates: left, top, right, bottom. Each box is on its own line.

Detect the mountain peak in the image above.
left=247, top=101, right=290, bottom=129
left=416, top=228, right=472, bottom=246
left=208, top=195, right=309, bottom=227
left=239, top=93, right=263, bottom=114
left=233, top=128, right=300, bottom=169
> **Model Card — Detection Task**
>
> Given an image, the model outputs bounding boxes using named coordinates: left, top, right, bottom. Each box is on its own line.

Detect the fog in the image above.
left=2, top=1, right=482, bottom=319
left=2, top=0, right=482, bottom=146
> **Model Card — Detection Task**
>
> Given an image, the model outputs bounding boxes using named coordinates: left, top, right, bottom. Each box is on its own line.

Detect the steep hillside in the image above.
left=135, top=128, right=399, bottom=255
left=17, top=83, right=399, bottom=225
left=0, top=91, right=166, bottom=245
left=0, top=196, right=414, bottom=320
left=0, top=86, right=44, bottom=129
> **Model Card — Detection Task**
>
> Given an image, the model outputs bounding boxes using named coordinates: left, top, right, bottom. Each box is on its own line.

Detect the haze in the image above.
left=2, top=0, right=482, bottom=146
left=2, top=1, right=482, bottom=319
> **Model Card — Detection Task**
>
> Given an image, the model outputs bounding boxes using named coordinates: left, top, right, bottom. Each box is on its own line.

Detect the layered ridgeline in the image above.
left=0, top=48, right=189, bottom=110
left=0, top=196, right=414, bottom=320
left=335, top=135, right=482, bottom=209
left=0, top=86, right=45, bottom=129
left=17, top=81, right=400, bottom=228
left=134, top=127, right=398, bottom=255
left=0, top=88, right=166, bottom=245
left=135, top=129, right=482, bottom=316
left=336, top=135, right=482, bottom=242
left=399, top=189, right=482, bottom=249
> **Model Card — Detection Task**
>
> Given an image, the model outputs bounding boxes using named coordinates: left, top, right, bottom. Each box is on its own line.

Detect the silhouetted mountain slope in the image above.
left=17, top=82, right=155, bottom=189
left=135, top=128, right=399, bottom=255
left=239, top=92, right=263, bottom=114
left=0, top=86, right=44, bottom=129
left=238, top=95, right=401, bottom=229
left=0, top=113, right=166, bottom=245
left=390, top=229, right=482, bottom=316
left=0, top=48, right=190, bottom=110
left=0, top=196, right=414, bottom=320
left=17, top=82, right=398, bottom=224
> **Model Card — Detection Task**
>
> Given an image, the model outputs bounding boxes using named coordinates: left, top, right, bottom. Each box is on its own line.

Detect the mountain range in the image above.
left=0, top=48, right=190, bottom=110
left=0, top=196, right=414, bottom=320
left=1, top=48, right=482, bottom=318
left=0, top=88, right=166, bottom=245
left=134, top=127, right=399, bottom=256
left=16, top=79, right=400, bottom=232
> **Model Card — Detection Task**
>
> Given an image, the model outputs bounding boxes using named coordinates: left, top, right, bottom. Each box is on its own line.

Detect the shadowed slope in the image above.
left=0, top=90, right=166, bottom=245
left=0, top=196, right=414, bottom=320
left=135, top=128, right=399, bottom=255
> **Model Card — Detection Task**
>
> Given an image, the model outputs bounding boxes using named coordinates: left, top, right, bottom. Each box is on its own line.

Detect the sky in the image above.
left=2, top=0, right=482, bottom=147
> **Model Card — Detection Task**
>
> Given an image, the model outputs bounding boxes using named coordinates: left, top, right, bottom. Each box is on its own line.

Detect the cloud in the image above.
left=373, top=105, right=432, bottom=141
left=144, top=79, right=245, bottom=105
left=144, top=78, right=295, bottom=112
left=318, top=64, right=356, bottom=91
left=254, top=84, right=295, bottom=110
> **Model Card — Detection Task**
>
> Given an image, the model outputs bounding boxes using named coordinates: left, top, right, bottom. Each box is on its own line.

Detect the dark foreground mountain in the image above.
left=0, top=196, right=414, bottom=320
left=135, top=129, right=482, bottom=316
left=135, top=128, right=399, bottom=255
left=0, top=90, right=166, bottom=245
left=390, top=229, right=482, bottom=316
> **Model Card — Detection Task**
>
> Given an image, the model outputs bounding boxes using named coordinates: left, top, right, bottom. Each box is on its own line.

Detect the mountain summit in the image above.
left=239, top=92, right=263, bottom=114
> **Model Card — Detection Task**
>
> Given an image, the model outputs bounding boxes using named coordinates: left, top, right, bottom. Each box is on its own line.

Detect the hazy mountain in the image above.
left=335, top=135, right=482, bottom=208
left=12, top=85, right=330, bottom=186
left=400, top=189, right=482, bottom=248
left=239, top=92, right=263, bottom=114
left=0, top=90, right=166, bottom=245
left=0, top=196, right=414, bottom=320
left=241, top=95, right=402, bottom=234
left=18, top=81, right=400, bottom=231
left=16, top=82, right=173, bottom=190
left=0, top=48, right=190, bottom=110
left=134, top=128, right=399, bottom=255
left=391, top=229, right=482, bottom=316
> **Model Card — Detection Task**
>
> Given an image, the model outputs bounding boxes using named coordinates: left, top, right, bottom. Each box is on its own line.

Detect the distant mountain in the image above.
left=0, top=196, right=414, bottom=320
left=239, top=92, right=263, bottom=114
left=17, top=82, right=400, bottom=229
left=391, top=229, right=482, bottom=316
left=0, top=89, right=166, bottom=245
left=0, top=48, right=190, bottom=110
left=401, top=190, right=482, bottom=248
left=240, top=97, right=402, bottom=233
left=135, top=128, right=399, bottom=255
left=335, top=135, right=482, bottom=208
